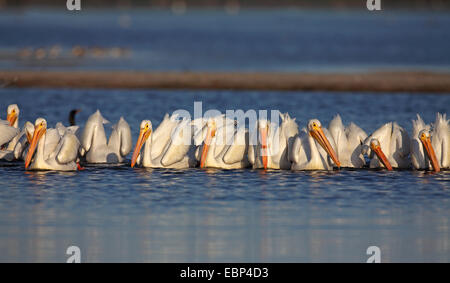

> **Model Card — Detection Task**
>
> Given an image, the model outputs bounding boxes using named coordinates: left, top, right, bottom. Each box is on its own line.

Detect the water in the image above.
left=0, top=88, right=449, bottom=262
left=0, top=9, right=450, bottom=72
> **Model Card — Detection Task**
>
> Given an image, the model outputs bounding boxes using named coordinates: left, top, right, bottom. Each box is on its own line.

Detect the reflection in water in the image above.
left=0, top=165, right=449, bottom=262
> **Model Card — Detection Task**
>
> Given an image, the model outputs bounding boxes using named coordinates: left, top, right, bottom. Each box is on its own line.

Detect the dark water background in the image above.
left=0, top=9, right=449, bottom=71
left=0, top=88, right=449, bottom=262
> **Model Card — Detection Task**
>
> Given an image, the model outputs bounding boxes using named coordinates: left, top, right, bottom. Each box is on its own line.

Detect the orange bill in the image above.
left=421, top=137, right=440, bottom=173
left=370, top=143, right=393, bottom=171
left=200, top=127, right=215, bottom=168
left=131, top=128, right=151, bottom=168
left=6, top=112, right=17, bottom=127
left=25, top=124, right=46, bottom=169
left=310, top=127, right=341, bottom=168
left=259, top=127, right=268, bottom=170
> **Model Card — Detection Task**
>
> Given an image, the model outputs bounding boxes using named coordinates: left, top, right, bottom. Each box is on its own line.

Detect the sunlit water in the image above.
left=0, top=88, right=449, bottom=262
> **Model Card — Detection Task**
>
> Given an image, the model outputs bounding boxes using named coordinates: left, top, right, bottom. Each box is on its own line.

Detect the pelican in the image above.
left=12, top=121, right=34, bottom=161
left=196, top=116, right=250, bottom=169
left=431, top=113, right=449, bottom=170
left=362, top=122, right=410, bottom=170
left=24, top=118, right=80, bottom=171
left=411, top=113, right=449, bottom=172
left=131, top=114, right=197, bottom=168
left=290, top=119, right=341, bottom=170
left=81, top=110, right=132, bottom=163
left=0, top=120, right=20, bottom=161
left=248, top=113, right=299, bottom=170
left=2, top=104, right=20, bottom=151
left=328, top=114, right=368, bottom=168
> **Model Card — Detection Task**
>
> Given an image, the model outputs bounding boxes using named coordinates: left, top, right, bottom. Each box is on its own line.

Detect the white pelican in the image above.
left=248, top=113, right=299, bottom=170
left=24, top=118, right=81, bottom=171
left=131, top=114, right=197, bottom=169
left=80, top=110, right=132, bottom=163
left=412, top=113, right=449, bottom=172
left=431, top=113, right=449, bottom=170
left=3, top=104, right=20, bottom=151
left=328, top=114, right=368, bottom=168
left=290, top=119, right=341, bottom=170
left=362, top=122, right=410, bottom=170
left=196, top=117, right=250, bottom=169
left=0, top=119, right=20, bottom=161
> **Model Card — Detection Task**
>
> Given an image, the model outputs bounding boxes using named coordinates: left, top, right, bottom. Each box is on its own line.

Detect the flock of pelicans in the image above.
left=0, top=104, right=449, bottom=173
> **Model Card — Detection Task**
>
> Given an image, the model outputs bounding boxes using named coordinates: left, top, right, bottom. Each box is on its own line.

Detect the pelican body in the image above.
left=363, top=122, right=410, bottom=170
left=196, top=117, right=250, bottom=169
left=411, top=113, right=449, bottom=172
left=81, top=110, right=132, bottom=163
left=24, top=118, right=80, bottom=171
left=328, top=114, right=367, bottom=168
left=131, top=114, right=197, bottom=169
left=0, top=104, right=21, bottom=161
left=248, top=113, right=298, bottom=170
left=0, top=119, right=20, bottom=161
left=431, top=113, right=449, bottom=170
left=290, top=119, right=341, bottom=170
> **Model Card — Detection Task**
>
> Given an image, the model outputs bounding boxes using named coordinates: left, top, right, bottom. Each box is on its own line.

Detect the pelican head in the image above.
left=25, top=118, right=47, bottom=169
left=6, top=104, right=19, bottom=127
left=258, top=119, right=270, bottom=169
left=131, top=120, right=152, bottom=168
left=418, top=129, right=440, bottom=172
left=308, top=119, right=341, bottom=168
left=369, top=138, right=393, bottom=171
left=200, top=118, right=217, bottom=168
left=24, top=121, right=35, bottom=144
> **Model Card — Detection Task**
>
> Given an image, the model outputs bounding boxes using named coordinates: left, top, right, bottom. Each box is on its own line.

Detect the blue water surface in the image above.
left=0, top=9, right=449, bottom=71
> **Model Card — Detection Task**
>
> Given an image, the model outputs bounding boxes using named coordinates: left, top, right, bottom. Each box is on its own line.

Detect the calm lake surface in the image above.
left=0, top=9, right=449, bottom=71
left=0, top=88, right=449, bottom=262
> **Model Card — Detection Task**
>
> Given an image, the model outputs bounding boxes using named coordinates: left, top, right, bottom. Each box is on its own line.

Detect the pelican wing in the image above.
left=290, top=129, right=309, bottom=165
left=328, top=114, right=346, bottom=152
left=117, top=117, right=132, bottom=156
left=56, top=122, right=80, bottom=136
left=161, top=119, right=192, bottom=166
left=322, top=127, right=338, bottom=154
left=151, top=114, right=179, bottom=158
left=392, top=123, right=410, bottom=158
left=213, top=122, right=235, bottom=158
left=55, top=122, right=66, bottom=136
left=363, top=122, right=392, bottom=155
left=223, top=127, right=248, bottom=164
left=43, top=129, right=61, bottom=160
left=0, top=120, right=19, bottom=146
left=412, top=114, right=428, bottom=138
left=432, top=113, right=449, bottom=167
left=81, top=110, right=108, bottom=152
left=56, top=133, right=80, bottom=164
